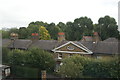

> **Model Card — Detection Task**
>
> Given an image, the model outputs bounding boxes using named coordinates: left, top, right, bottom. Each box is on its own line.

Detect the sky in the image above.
left=0, top=0, right=119, bottom=29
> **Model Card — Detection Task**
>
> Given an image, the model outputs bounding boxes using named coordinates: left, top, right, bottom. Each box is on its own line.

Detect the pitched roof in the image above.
left=81, top=36, right=93, bottom=42
left=103, top=38, right=118, bottom=42
left=2, top=38, right=119, bottom=54
left=92, top=42, right=118, bottom=54
left=75, top=41, right=119, bottom=54
left=2, top=39, right=11, bottom=47
left=29, top=40, right=59, bottom=50
left=8, top=39, right=32, bottom=49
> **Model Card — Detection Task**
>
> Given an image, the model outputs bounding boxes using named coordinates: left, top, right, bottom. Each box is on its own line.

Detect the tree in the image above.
left=58, top=56, right=88, bottom=78
left=2, top=28, right=19, bottom=39
left=7, top=48, right=55, bottom=72
left=73, top=17, right=94, bottom=36
left=8, top=49, right=26, bottom=66
left=9, top=28, right=19, bottom=33
left=26, top=21, right=49, bottom=39
left=2, top=47, right=10, bottom=64
left=39, top=26, right=51, bottom=40
left=57, top=22, right=66, bottom=32
left=46, top=23, right=61, bottom=40
left=65, top=17, right=94, bottom=41
left=59, top=60, right=83, bottom=78
left=65, top=22, right=76, bottom=40
left=18, top=27, right=28, bottom=39
left=2, top=30, right=9, bottom=39
left=95, top=16, right=119, bottom=40
left=27, top=48, right=55, bottom=72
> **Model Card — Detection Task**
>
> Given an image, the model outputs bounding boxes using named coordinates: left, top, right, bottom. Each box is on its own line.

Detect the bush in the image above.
left=2, top=47, right=10, bottom=64
left=58, top=55, right=120, bottom=78
left=11, top=65, right=40, bottom=78
left=8, top=49, right=26, bottom=66
left=27, top=48, right=55, bottom=72
left=58, top=56, right=88, bottom=78
left=83, top=57, right=120, bottom=78
left=7, top=48, right=55, bottom=72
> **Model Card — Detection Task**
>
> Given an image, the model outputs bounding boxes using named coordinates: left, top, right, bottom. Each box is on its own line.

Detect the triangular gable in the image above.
left=52, top=41, right=93, bottom=54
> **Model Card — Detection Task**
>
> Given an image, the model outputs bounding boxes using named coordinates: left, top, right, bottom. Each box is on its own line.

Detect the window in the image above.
left=67, top=46, right=75, bottom=50
left=58, top=53, right=62, bottom=59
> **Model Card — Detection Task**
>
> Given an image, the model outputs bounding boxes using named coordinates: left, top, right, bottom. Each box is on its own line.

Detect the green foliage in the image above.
left=2, top=47, right=10, bottom=64
left=58, top=56, right=120, bottom=78
left=65, top=22, right=76, bottom=40
left=11, top=65, right=39, bottom=78
left=58, top=56, right=89, bottom=78
left=1, top=15, right=120, bottom=40
left=57, top=22, right=66, bottom=32
left=65, top=17, right=94, bottom=41
left=27, top=48, right=55, bottom=72
left=9, top=28, right=19, bottom=33
left=8, top=49, right=26, bottom=66
left=59, top=60, right=83, bottom=78
left=2, top=30, right=10, bottom=39
left=5, top=48, right=55, bottom=72
left=95, top=16, right=119, bottom=40
left=83, top=57, right=120, bottom=78
left=18, top=27, right=28, bottom=39
left=46, top=23, right=61, bottom=40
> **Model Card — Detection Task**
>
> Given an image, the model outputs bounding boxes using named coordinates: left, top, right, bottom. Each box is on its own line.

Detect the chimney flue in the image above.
left=58, top=32, right=65, bottom=42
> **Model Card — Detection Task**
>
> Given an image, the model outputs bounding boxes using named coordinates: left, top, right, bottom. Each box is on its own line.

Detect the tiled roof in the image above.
left=103, top=38, right=118, bottom=42
left=29, top=40, right=58, bottom=50
left=2, top=39, right=11, bottom=47
left=2, top=38, right=119, bottom=54
left=8, top=39, right=32, bottom=49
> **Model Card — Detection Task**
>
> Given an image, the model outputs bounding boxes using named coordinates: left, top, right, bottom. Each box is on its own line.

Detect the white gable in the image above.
left=52, top=41, right=93, bottom=54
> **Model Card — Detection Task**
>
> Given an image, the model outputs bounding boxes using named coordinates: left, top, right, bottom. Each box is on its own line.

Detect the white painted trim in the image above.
left=58, top=53, right=62, bottom=59
left=52, top=41, right=93, bottom=54
left=76, top=42, right=93, bottom=53
left=53, top=41, right=73, bottom=50
left=70, top=41, right=92, bottom=53
left=54, top=50, right=93, bottom=54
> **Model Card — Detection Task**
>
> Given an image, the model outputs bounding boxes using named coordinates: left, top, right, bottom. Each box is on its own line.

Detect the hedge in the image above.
left=83, top=57, right=120, bottom=78
left=11, top=65, right=40, bottom=78
left=59, top=56, right=120, bottom=78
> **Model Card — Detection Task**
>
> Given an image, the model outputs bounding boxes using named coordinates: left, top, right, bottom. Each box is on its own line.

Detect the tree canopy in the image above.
left=2, top=15, right=120, bottom=40
left=39, top=26, right=51, bottom=40
left=4, top=48, right=55, bottom=72
left=94, top=16, right=119, bottom=40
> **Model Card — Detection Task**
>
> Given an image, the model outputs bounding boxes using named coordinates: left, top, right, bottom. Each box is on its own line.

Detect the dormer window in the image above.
left=67, top=46, right=74, bottom=50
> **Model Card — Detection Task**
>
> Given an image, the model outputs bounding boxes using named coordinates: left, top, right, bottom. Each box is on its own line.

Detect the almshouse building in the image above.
left=2, top=32, right=120, bottom=70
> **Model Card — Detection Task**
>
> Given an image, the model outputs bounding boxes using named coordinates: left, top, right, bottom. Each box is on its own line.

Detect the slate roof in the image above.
left=8, top=39, right=32, bottom=49
left=29, top=40, right=58, bottom=50
left=92, top=42, right=118, bottom=54
left=81, top=36, right=93, bottom=42
left=2, top=38, right=119, bottom=54
left=2, top=39, right=11, bottom=47
left=103, top=38, right=118, bottom=42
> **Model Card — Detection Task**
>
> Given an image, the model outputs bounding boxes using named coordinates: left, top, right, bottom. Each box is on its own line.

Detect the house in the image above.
left=2, top=32, right=119, bottom=70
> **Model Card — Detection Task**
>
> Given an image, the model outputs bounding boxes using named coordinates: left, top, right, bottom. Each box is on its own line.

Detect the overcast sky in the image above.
left=0, top=0, right=119, bottom=29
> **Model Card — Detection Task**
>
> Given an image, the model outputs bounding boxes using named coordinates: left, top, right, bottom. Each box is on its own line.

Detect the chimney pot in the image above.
left=94, top=32, right=98, bottom=36
left=58, top=32, right=65, bottom=42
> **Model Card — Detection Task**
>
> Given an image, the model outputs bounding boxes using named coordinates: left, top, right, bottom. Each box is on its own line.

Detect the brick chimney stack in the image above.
left=93, top=32, right=101, bottom=43
left=58, top=32, right=65, bottom=42
left=31, top=33, right=39, bottom=40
